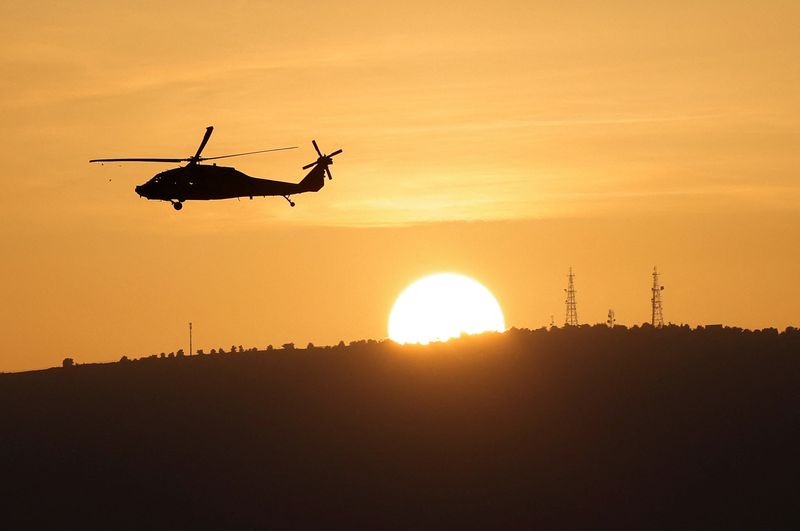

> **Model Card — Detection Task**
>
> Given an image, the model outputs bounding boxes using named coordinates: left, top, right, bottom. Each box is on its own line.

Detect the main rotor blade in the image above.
left=89, top=157, right=187, bottom=163
left=201, top=146, right=298, bottom=161
left=192, top=126, right=214, bottom=161
left=325, top=167, right=332, bottom=180
left=312, top=139, right=322, bottom=157
left=302, top=161, right=318, bottom=170
left=329, top=149, right=342, bottom=157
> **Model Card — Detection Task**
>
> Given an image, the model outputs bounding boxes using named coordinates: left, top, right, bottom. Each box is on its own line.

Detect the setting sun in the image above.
left=388, top=273, right=505, bottom=344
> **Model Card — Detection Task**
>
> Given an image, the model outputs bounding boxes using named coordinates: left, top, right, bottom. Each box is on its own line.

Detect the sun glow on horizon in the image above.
left=388, top=273, right=506, bottom=344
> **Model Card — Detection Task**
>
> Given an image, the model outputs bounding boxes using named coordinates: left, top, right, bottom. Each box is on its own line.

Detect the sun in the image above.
left=388, top=273, right=506, bottom=344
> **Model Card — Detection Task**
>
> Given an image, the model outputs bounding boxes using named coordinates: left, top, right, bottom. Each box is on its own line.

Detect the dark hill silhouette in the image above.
left=1, top=326, right=798, bottom=529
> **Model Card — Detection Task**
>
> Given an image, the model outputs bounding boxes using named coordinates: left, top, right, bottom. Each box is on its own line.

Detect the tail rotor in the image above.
left=302, top=140, right=342, bottom=180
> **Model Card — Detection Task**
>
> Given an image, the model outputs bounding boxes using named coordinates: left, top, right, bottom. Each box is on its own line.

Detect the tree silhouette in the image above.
left=62, top=358, right=74, bottom=368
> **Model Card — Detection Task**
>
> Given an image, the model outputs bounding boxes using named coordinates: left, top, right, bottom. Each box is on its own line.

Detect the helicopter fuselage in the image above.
left=134, top=163, right=326, bottom=203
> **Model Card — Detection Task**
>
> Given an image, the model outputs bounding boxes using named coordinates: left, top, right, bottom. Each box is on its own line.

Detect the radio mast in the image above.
left=564, top=267, right=578, bottom=326
left=651, top=267, right=664, bottom=328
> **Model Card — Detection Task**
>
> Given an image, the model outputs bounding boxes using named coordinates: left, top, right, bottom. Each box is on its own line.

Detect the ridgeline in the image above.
left=2, top=326, right=797, bottom=529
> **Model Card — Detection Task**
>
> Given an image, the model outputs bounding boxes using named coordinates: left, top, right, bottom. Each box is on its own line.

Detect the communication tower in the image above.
left=651, top=267, right=665, bottom=328
left=607, top=309, right=615, bottom=328
left=564, top=267, right=578, bottom=326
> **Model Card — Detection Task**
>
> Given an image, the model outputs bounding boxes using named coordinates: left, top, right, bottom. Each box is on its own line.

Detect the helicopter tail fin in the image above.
left=297, top=165, right=326, bottom=192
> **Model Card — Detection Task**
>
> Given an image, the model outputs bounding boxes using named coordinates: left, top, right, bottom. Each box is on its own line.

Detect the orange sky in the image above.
left=1, top=1, right=798, bottom=371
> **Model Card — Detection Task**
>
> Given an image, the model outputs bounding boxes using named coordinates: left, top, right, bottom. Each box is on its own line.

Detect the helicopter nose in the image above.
left=135, top=185, right=143, bottom=196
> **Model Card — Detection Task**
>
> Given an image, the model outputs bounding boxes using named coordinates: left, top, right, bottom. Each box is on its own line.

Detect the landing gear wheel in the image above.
left=283, top=195, right=296, bottom=207
left=290, top=201, right=295, bottom=207
left=173, top=202, right=183, bottom=211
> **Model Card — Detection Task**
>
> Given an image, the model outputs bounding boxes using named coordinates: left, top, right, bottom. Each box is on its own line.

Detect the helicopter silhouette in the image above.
left=90, top=126, right=342, bottom=210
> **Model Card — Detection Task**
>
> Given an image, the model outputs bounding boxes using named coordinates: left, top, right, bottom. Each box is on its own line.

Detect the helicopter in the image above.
left=90, top=126, right=342, bottom=210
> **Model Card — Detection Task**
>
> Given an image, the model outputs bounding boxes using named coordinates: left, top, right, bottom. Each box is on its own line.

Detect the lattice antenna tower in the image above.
left=651, top=267, right=665, bottom=328
left=607, top=309, right=615, bottom=328
left=564, top=267, right=578, bottom=326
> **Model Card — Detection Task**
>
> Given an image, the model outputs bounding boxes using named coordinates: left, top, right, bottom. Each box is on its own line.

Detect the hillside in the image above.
left=1, top=326, right=798, bottom=529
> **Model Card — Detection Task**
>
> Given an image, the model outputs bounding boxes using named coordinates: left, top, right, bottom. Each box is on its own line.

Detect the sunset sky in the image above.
left=1, top=1, right=798, bottom=371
